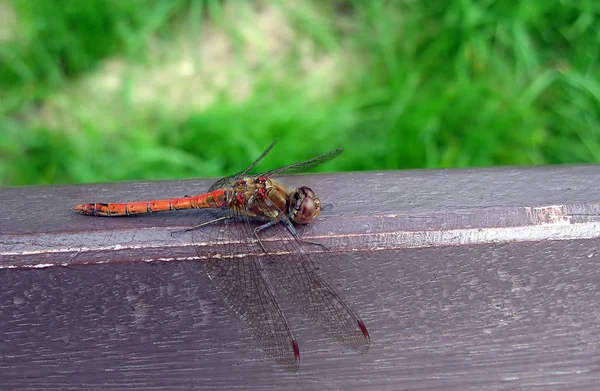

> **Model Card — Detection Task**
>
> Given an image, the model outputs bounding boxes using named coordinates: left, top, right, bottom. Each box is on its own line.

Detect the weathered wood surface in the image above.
left=2, top=166, right=600, bottom=390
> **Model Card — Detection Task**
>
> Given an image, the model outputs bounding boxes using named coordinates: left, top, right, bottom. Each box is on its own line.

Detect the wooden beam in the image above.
left=2, top=166, right=600, bottom=389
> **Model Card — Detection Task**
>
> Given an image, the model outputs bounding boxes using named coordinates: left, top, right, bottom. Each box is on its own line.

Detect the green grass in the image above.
left=0, top=0, right=598, bottom=186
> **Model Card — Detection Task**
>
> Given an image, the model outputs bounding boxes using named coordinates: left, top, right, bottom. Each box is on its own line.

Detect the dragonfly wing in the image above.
left=259, top=147, right=343, bottom=178
left=209, top=144, right=343, bottom=191
left=255, top=199, right=370, bottom=354
left=195, top=212, right=300, bottom=372
left=208, top=140, right=279, bottom=191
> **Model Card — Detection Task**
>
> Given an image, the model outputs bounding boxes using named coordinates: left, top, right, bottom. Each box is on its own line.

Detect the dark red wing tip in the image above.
left=278, top=340, right=300, bottom=373
left=358, top=320, right=370, bottom=340
left=292, top=340, right=300, bottom=361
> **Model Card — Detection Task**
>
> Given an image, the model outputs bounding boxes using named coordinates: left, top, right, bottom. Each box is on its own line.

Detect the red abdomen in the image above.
left=74, top=189, right=228, bottom=216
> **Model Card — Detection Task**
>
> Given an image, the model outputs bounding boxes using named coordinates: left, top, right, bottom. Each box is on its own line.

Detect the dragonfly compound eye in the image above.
left=290, top=186, right=321, bottom=224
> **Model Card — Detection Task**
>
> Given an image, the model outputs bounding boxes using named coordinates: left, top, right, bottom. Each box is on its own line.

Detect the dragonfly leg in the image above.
left=184, top=215, right=232, bottom=232
left=254, top=212, right=330, bottom=252
left=276, top=215, right=330, bottom=251
left=170, top=215, right=233, bottom=235
left=262, top=196, right=330, bottom=251
left=291, top=231, right=330, bottom=251
left=253, top=223, right=271, bottom=254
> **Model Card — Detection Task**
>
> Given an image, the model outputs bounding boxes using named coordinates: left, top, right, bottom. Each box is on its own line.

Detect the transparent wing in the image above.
left=255, top=198, right=370, bottom=354
left=193, top=208, right=300, bottom=372
left=209, top=141, right=343, bottom=191
left=208, top=140, right=279, bottom=191
left=259, top=147, right=343, bottom=178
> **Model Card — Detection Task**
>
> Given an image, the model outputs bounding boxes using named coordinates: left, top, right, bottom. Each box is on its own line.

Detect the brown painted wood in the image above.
left=2, top=166, right=600, bottom=390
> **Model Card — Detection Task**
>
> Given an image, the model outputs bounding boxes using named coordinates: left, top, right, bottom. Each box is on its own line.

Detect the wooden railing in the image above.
left=2, top=166, right=600, bottom=389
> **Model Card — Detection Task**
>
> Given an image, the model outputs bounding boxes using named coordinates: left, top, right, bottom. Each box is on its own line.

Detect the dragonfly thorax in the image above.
left=226, top=178, right=321, bottom=225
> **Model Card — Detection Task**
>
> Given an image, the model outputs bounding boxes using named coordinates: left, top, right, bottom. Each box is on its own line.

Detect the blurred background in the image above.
left=0, top=0, right=598, bottom=187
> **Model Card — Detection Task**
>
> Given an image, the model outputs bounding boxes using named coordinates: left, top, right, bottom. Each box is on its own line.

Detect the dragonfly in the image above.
left=74, top=140, right=370, bottom=372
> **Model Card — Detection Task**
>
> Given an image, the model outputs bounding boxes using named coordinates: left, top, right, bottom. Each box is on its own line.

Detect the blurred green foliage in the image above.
left=0, top=0, right=598, bottom=186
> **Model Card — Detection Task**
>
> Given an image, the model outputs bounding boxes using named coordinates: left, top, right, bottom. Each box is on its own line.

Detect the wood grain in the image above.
left=2, top=166, right=600, bottom=390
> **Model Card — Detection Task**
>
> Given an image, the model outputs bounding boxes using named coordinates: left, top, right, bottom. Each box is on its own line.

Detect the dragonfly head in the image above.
left=288, top=186, right=321, bottom=224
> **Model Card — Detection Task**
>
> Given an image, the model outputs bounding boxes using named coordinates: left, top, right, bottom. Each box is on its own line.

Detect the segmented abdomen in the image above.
left=74, top=189, right=228, bottom=216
